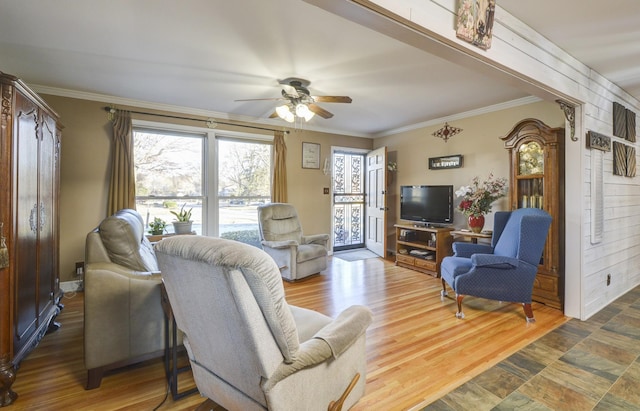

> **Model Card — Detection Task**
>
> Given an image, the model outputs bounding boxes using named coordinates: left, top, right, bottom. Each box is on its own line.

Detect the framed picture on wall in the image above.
left=302, top=142, right=320, bottom=169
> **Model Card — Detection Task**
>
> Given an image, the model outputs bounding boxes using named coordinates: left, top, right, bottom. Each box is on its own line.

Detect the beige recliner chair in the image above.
left=156, top=236, right=372, bottom=411
left=257, top=203, right=329, bottom=281
left=84, top=209, right=166, bottom=389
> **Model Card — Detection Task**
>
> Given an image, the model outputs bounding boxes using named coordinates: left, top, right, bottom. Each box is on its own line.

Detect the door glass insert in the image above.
left=332, top=152, right=365, bottom=250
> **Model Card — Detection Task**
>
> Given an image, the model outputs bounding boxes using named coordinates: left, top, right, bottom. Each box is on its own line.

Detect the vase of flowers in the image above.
left=455, top=174, right=508, bottom=233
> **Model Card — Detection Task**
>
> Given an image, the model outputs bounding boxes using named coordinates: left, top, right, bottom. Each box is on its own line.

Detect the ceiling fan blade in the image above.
left=308, top=103, right=334, bottom=119
left=234, top=97, right=286, bottom=102
left=313, top=96, right=352, bottom=104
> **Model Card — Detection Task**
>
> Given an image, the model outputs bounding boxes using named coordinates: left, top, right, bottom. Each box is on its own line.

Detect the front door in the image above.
left=332, top=150, right=366, bottom=251
left=365, top=147, right=387, bottom=257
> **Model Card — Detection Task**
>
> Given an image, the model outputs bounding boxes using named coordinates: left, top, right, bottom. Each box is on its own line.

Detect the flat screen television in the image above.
left=400, top=185, right=454, bottom=225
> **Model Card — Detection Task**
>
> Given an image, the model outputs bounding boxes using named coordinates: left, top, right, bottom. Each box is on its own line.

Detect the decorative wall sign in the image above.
left=613, top=141, right=636, bottom=177
left=428, top=154, right=463, bottom=170
left=626, top=146, right=636, bottom=177
left=432, top=123, right=463, bottom=142
left=613, top=102, right=627, bottom=139
left=613, top=142, right=626, bottom=176
left=626, top=108, right=636, bottom=142
left=302, top=142, right=320, bottom=169
left=456, top=0, right=496, bottom=50
left=586, top=131, right=611, bottom=151
left=613, top=101, right=637, bottom=142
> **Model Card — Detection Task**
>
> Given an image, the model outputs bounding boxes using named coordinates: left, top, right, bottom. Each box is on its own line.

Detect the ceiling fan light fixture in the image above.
left=276, top=104, right=295, bottom=122
left=302, top=110, right=315, bottom=121
left=295, top=103, right=315, bottom=121
left=295, top=103, right=309, bottom=117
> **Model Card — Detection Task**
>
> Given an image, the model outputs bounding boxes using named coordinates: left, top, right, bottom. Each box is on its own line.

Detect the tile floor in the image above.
left=423, top=286, right=640, bottom=410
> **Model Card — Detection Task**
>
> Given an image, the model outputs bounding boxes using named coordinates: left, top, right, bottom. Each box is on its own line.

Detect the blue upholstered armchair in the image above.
left=440, top=208, right=552, bottom=322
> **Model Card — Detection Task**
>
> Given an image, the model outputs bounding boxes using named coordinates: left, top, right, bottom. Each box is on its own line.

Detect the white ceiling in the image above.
left=0, top=0, right=638, bottom=137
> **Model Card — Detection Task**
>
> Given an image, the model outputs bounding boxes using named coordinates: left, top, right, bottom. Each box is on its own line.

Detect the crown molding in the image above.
left=373, top=96, right=542, bottom=138
left=31, top=84, right=540, bottom=140
left=30, top=84, right=373, bottom=138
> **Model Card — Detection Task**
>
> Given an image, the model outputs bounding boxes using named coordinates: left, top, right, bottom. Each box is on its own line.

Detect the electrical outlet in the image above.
left=75, top=261, right=85, bottom=277
left=606, top=273, right=611, bottom=286
left=323, top=187, right=329, bottom=194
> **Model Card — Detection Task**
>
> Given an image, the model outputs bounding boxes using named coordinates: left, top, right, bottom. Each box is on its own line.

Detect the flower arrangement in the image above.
left=455, top=174, right=508, bottom=217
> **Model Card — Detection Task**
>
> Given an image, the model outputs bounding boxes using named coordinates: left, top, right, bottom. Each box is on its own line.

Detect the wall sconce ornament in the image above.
left=432, top=123, right=463, bottom=142
left=556, top=100, right=577, bottom=141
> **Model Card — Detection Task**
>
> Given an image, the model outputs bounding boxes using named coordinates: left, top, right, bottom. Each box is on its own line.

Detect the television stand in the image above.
left=394, top=224, right=453, bottom=277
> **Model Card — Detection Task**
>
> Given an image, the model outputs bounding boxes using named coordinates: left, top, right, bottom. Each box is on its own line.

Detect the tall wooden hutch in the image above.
left=0, top=72, right=63, bottom=406
left=501, top=119, right=564, bottom=309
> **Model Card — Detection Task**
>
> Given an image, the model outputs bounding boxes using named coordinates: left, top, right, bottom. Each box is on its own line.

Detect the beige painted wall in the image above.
left=375, top=100, right=564, bottom=253
left=285, top=130, right=372, bottom=236
left=44, top=92, right=560, bottom=284
left=42, top=94, right=372, bottom=283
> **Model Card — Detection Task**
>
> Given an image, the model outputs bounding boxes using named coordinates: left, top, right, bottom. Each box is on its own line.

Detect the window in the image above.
left=134, top=128, right=205, bottom=235
left=217, top=138, right=272, bottom=247
left=132, top=122, right=273, bottom=246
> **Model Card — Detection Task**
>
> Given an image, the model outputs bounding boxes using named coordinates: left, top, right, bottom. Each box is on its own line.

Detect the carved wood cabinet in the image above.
left=501, top=118, right=564, bottom=310
left=0, top=72, right=63, bottom=406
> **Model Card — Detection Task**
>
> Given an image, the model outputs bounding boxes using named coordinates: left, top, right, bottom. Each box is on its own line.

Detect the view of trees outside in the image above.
left=133, top=130, right=271, bottom=247
left=218, top=139, right=272, bottom=247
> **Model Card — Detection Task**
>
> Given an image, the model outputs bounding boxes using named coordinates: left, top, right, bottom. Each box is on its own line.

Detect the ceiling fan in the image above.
left=235, top=77, right=352, bottom=122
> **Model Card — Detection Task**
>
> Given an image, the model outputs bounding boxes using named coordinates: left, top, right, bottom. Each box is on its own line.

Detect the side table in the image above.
left=160, top=283, right=198, bottom=400
left=450, top=230, right=492, bottom=244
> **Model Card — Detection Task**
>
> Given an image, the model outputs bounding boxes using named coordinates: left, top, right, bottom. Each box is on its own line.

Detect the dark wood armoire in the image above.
left=0, top=72, right=63, bottom=406
left=501, top=118, right=565, bottom=310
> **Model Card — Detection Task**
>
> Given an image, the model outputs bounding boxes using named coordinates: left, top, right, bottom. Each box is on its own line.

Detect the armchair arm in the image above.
left=302, top=233, right=330, bottom=246
left=313, top=305, right=372, bottom=358
left=262, top=305, right=372, bottom=391
left=453, top=242, right=493, bottom=258
left=84, top=262, right=163, bottom=369
left=261, top=239, right=298, bottom=249
left=471, top=254, right=520, bottom=269
left=262, top=338, right=333, bottom=391
left=85, top=261, right=160, bottom=279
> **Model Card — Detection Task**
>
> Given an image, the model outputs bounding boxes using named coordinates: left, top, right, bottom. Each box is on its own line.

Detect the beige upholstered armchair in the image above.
left=257, top=203, right=329, bottom=281
left=156, top=236, right=372, bottom=411
left=84, top=209, right=167, bottom=389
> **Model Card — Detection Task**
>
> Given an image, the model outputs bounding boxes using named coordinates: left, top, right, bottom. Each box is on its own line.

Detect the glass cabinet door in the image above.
left=516, top=142, right=544, bottom=209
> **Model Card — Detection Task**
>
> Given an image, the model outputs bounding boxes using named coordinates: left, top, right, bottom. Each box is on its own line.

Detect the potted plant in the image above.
left=171, top=204, right=193, bottom=234
left=148, top=217, right=167, bottom=236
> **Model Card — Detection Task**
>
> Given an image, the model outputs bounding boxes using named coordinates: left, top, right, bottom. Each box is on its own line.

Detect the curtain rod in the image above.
left=104, top=107, right=289, bottom=134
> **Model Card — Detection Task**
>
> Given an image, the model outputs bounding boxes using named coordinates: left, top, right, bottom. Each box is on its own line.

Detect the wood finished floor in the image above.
left=10, top=254, right=569, bottom=410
